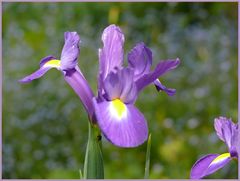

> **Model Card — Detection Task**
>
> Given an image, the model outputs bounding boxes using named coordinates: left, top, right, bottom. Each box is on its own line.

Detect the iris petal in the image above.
left=19, top=57, right=60, bottom=83
left=93, top=98, right=148, bottom=147
left=190, top=153, right=231, bottom=179
left=128, top=42, right=152, bottom=80
left=98, top=24, right=124, bottom=92
left=127, top=43, right=178, bottom=96
left=60, top=31, right=80, bottom=70
left=103, top=69, right=122, bottom=101
left=214, top=117, right=238, bottom=150
left=19, top=67, right=52, bottom=83
left=136, top=58, right=180, bottom=92
left=103, top=68, right=137, bottom=104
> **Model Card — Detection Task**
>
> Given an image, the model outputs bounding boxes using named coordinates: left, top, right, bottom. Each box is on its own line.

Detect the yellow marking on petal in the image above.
left=211, top=153, right=230, bottom=164
left=43, top=59, right=61, bottom=68
left=110, top=99, right=126, bottom=118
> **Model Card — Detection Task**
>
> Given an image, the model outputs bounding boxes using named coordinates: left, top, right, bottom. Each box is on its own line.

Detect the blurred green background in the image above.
left=2, top=2, right=238, bottom=179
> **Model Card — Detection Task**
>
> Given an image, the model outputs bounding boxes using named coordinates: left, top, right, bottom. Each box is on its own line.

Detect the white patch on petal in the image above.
left=109, top=99, right=127, bottom=121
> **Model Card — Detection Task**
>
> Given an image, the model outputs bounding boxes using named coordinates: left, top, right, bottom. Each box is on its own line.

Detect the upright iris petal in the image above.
left=60, top=32, right=80, bottom=70
left=98, top=24, right=125, bottom=94
left=19, top=32, right=95, bottom=119
left=214, top=117, right=238, bottom=156
left=95, top=24, right=180, bottom=147
left=128, top=42, right=152, bottom=80
left=190, top=117, right=238, bottom=179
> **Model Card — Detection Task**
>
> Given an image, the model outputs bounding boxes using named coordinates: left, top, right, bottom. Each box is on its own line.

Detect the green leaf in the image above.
left=144, top=133, right=151, bottom=179
left=83, top=122, right=104, bottom=179
left=79, top=169, right=83, bottom=179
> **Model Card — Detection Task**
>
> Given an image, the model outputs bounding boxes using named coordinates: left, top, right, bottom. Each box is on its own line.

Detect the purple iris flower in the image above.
left=19, top=24, right=180, bottom=148
left=93, top=25, right=179, bottom=147
left=190, top=117, right=238, bottom=179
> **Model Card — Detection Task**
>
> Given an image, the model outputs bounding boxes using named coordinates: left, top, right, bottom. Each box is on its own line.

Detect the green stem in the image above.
left=83, top=122, right=104, bottom=179
left=144, top=133, right=151, bottom=179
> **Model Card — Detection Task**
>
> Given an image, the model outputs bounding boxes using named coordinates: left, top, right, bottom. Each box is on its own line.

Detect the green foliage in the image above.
left=3, top=2, right=237, bottom=179
left=144, top=133, right=151, bottom=179
left=83, top=123, right=104, bottom=179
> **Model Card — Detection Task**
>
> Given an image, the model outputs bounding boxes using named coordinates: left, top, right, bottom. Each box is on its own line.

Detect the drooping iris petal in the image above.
left=191, top=154, right=219, bottom=179
left=206, top=153, right=232, bottom=175
left=103, top=68, right=137, bottom=104
left=128, top=42, right=152, bottom=80
left=190, top=153, right=231, bottom=179
left=98, top=24, right=125, bottom=84
left=93, top=98, right=148, bottom=147
left=154, top=79, right=176, bottom=96
left=60, top=31, right=80, bottom=70
left=19, top=57, right=60, bottom=83
left=136, top=58, right=180, bottom=92
left=214, top=117, right=236, bottom=150
left=19, top=67, right=52, bottom=83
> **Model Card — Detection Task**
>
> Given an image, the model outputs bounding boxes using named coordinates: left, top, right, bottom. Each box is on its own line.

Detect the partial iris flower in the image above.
left=94, top=25, right=180, bottom=147
left=19, top=32, right=95, bottom=119
left=190, top=117, right=238, bottom=179
left=20, top=24, right=180, bottom=148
